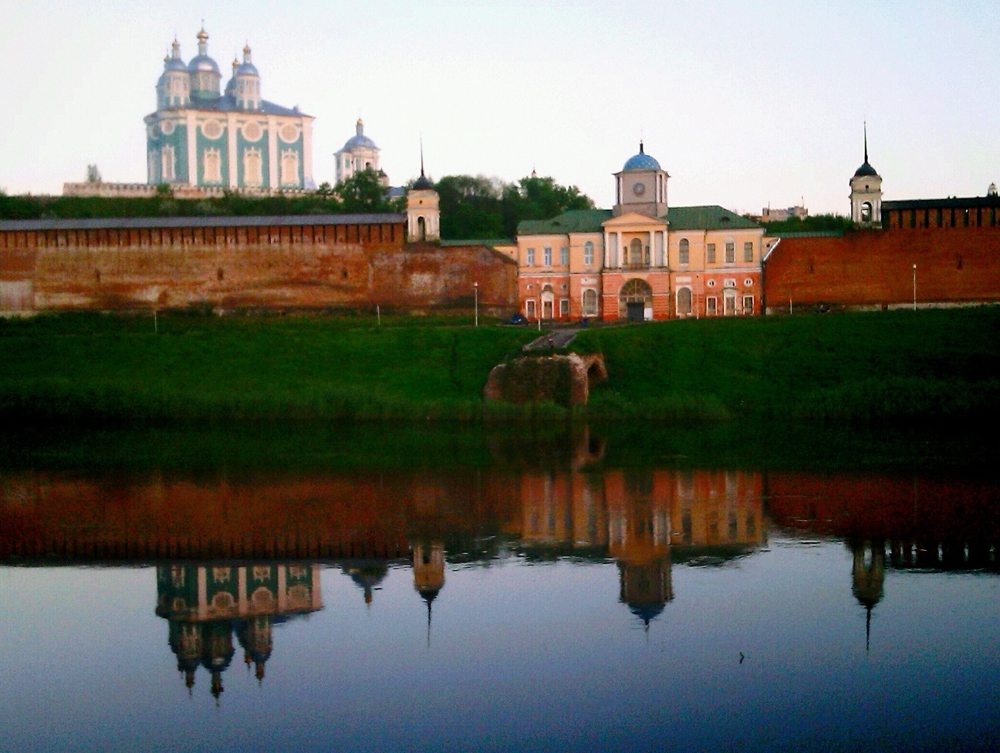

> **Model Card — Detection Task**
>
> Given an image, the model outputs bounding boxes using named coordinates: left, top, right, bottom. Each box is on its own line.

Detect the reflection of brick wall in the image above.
left=0, top=219, right=517, bottom=314
left=763, top=227, right=1000, bottom=312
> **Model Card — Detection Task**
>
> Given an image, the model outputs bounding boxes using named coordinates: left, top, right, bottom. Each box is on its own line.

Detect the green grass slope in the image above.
left=572, top=307, right=1000, bottom=422
left=0, top=313, right=536, bottom=423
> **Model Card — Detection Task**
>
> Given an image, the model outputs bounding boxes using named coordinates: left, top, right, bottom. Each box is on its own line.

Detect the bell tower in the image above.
left=406, top=145, right=440, bottom=242
left=850, top=124, right=883, bottom=227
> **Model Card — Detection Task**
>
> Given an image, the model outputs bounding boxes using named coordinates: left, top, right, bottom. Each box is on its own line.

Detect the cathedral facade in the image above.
left=144, top=29, right=315, bottom=191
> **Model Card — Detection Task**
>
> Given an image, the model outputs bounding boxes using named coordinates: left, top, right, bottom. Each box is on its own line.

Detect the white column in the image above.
left=277, top=565, right=287, bottom=611
left=267, top=116, right=278, bottom=190
left=197, top=566, right=208, bottom=620
left=226, top=112, right=240, bottom=188
left=311, top=565, right=323, bottom=609
left=238, top=567, right=248, bottom=616
left=186, top=112, right=197, bottom=186
left=302, top=119, right=314, bottom=188
left=617, top=231, right=623, bottom=268
left=227, top=113, right=238, bottom=189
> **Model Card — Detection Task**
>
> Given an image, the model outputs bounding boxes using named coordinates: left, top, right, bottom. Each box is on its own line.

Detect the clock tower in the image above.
left=613, top=142, right=669, bottom=218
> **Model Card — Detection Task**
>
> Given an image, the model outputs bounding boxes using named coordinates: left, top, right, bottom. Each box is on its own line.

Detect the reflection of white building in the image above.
left=144, top=28, right=314, bottom=191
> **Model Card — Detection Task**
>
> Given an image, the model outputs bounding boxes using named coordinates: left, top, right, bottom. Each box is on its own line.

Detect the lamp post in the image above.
left=912, top=264, right=917, bottom=311
left=474, top=282, right=479, bottom=327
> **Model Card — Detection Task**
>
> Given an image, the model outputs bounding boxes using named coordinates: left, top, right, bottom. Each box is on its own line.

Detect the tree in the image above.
left=431, top=173, right=595, bottom=240
left=335, top=169, right=392, bottom=213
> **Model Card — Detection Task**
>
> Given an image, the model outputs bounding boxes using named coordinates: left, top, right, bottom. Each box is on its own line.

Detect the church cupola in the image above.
left=613, top=141, right=669, bottom=218
left=157, top=38, right=189, bottom=109
left=407, top=145, right=440, bottom=242
left=188, top=27, right=221, bottom=100
left=850, top=123, right=883, bottom=226
left=234, top=44, right=261, bottom=110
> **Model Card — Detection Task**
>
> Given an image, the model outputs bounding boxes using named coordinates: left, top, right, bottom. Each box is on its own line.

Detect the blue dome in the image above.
left=623, top=143, right=661, bottom=171
left=189, top=54, right=220, bottom=74
left=342, top=119, right=377, bottom=151
left=164, top=56, right=187, bottom=73
left=236, top=62, right=259, bottom=77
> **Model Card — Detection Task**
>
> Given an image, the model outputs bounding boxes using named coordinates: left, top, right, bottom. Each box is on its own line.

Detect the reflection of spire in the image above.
left=851, top=541, right=885, bottom=653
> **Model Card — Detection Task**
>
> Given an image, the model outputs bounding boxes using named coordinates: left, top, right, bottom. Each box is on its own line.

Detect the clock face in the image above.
left=632, top=182, right=646, bottom=197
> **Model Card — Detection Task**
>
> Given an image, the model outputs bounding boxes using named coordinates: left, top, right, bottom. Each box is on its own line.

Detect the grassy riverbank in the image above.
left=574, top=306, right=1000, bottom=422
left=1, top=307, right=998, bottom=424
left=0, top=313, right=537, bottom=423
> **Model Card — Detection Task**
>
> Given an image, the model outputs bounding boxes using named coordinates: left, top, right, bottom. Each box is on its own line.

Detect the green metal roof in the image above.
left=517, top=209, right=612, bottom=235
left=663, top=206, right=760, bottom=231
left=517, top=206, right=759, bottom=236
left=440, top=238, right=514, bottom=247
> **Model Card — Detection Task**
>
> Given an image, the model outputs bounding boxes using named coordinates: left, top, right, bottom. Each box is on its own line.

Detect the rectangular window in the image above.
left=584, top=243, right=594, bottom=265
left=559, top=299, right=569, bottom=316
left=743, top=242, right=753, bottom=262
left=526, top=300, right=536, bottom=318
left=560, top=247, right=569, bottom=266
left=526, top=248, right=535, bottom=266
left=543, top=247, right=552, bottom=266
left=707, top=243, right=716, bottom=263
left=743, top=295, right=754, bottom=315
left=706, top=296, right=717, bottom=316
left=725, top=241, right=735, bottom=264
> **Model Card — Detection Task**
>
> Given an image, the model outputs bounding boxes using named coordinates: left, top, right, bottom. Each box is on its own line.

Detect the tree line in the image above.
left=0, top=170, right=594, bottom=241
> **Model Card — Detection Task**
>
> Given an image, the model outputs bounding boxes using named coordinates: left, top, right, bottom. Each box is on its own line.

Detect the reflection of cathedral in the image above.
left=156, top=563, right=322, bottom=700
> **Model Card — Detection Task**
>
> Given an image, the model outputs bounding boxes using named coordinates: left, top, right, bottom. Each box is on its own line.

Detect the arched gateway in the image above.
left=619, top=279, right=652, bottom=321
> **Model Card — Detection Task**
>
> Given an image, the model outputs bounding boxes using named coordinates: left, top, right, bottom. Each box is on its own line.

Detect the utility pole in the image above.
left=474, top=282, right=479, bottom=327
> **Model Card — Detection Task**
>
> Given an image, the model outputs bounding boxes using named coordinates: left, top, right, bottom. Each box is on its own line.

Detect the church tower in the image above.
left=613, top=141, right=669, bottom=218
left=407, top=148, right=440, bottom=242
left=850, top=124, right=883, bottom=226
left=157, top=39, right=190, bottom=109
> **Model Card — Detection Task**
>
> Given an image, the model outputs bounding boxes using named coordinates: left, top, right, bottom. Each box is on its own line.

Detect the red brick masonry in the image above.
left=764, top=225, right=1000, bottom=313
left=0, top=215, right=517, bottom=315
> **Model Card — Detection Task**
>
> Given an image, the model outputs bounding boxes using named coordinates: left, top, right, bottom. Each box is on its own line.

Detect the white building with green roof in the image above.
left=144, top=29, right=315, bottom=192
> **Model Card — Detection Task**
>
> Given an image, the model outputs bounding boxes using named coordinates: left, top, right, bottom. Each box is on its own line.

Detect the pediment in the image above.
left=602, top=212, right=667, bottom=230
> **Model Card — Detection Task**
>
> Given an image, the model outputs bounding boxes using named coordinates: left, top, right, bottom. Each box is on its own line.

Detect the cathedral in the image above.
left=145, top=28, right=315, bottom=191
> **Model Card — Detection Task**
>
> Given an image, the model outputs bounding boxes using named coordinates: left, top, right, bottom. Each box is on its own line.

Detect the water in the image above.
left=1, top=424, right=998, bottom=752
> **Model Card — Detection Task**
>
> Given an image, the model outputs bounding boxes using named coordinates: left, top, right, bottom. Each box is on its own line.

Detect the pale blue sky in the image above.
left=1, top=0, right=996, bottom=214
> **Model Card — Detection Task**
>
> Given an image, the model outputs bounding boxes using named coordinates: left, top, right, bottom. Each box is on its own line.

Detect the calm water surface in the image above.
left=1, top=425, right=998, bottom=752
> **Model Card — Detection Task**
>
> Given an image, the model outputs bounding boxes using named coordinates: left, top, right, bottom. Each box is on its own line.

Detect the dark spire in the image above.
left=420, top=137, right=425, bottom=179
left=864, top=120, right=869, bottom=164
left=639, top=140, right=645, bottom=155
left=866, top=605, right=872, bottom=653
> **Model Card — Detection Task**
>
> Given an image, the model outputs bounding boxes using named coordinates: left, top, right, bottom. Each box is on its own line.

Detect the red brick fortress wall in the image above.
left=763, top=225, right=1000, bottom=313
left=0, top=216, right=518, bottom=315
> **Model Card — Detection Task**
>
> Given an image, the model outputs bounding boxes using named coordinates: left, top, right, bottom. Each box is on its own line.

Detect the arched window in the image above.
left=417, top=216, right=426, bottom=241
left=161, top=145, right=175, bottom=181
left=202, top=148, right=221, bottom=183
left=243, top=148, right=262, bottom=186
left=677, top=287, right=692, bottom=315
left=628, top=238, right=643, bottom=267
left=861, top=202, right=873, bottom=223
left=280, top=150, right=299, bottom=186
left=678, top=238, right=690, bottom=265
left=584, top=241, right=594, bottom=266
left=582, top=288, right=598, bottom=317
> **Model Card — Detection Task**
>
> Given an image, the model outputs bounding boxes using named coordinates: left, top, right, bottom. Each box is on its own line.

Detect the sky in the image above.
left=1, top=0, right=997, bottom=215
